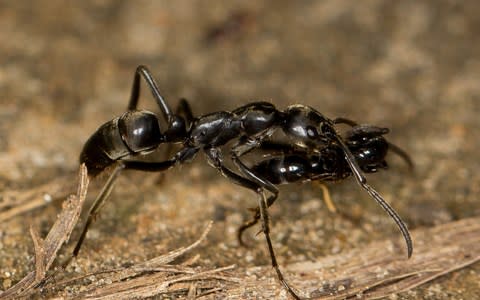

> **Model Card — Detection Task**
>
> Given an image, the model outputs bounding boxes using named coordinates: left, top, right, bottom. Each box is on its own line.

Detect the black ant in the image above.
left=73, top=65, right=412, bottom=299
left=238, top=124, right=413, bottom=246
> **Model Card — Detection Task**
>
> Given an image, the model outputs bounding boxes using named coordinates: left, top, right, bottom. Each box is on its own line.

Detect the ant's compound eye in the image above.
left=306, top=126, right=318, bottom=139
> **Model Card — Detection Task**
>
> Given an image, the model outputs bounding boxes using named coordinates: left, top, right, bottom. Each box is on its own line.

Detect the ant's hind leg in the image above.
left=127, top=65, right=174, bottom=122
left=176, top=98, right=194, bottom=127
left=69, top=158, right=178, bottom=264
left=67, top=163, right=125, bottom=264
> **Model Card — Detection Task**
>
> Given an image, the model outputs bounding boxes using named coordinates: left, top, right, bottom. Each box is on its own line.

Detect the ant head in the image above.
left=283, top=105, right=338, bottom=148
left=118, top=110, right=165, bottom=153
left=344, top=125, right=389, bottom=172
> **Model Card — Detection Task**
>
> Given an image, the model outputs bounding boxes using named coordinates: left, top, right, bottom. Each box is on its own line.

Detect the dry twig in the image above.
left=226, top=217, right=480, bottom=299
left=0, top=174, right=76, bottom=222
left=0, top=165, right=89, bottom=299
left=41, top=221, right=239, bottom=299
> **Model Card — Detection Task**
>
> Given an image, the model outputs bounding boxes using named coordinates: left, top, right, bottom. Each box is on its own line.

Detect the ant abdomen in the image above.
left=117, top=110, right=163, bottom=152
left=80, top=110, right=163, bottom=177
left=252, top=155, right=310, bottom=184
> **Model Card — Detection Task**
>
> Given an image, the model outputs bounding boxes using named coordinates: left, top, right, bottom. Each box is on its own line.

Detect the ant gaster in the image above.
left=75, top=65, right=412, bottom=300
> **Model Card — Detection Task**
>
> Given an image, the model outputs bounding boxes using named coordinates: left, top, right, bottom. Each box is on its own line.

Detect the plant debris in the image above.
left=0, top=165, right=89, bottom=299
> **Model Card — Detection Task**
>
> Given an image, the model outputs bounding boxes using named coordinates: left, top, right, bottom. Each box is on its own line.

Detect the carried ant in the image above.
left=73, top=65, right=412, bottom=299
left=239, top=124, right=413, bottom=245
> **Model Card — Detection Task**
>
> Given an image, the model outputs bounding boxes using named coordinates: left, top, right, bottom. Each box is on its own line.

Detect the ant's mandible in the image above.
left=73, top=65, right=412, bottom=300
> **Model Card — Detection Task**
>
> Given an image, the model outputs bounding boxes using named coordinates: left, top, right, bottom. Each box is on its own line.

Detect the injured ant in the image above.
left=73, top=65, right=412, bottom=299
left=238, top=124, right=413, bottom=245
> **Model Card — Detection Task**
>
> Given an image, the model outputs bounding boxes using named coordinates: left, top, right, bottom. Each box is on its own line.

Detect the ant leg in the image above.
left=70, top=163, right=125, bottom=260
left=231, top=136, right=279, bottom=196
left=128, top=65, right=174, bottom=122
left=231, top=150, right=279, bottom=213
left=204, top=147, right=259, bottom=190
left=334, top=135, right=413, bottom=258
left=237, top=211, right=259, bottom=246
left=232, top=154, right=283, bottom=248
left=70, top=158, right=179, bottom=262
left=128, top=66, right=187, bottom=143
left=256, top=189, right=301, bottom=300
left=333, top=117, right=358, bottom=126
left=122, top=158, right=178, bottom=172
left=176, top=98, right=194, bottom=127
left=237, top=193, right=276, bottom=247
left=232, top=140, right=295, bottom=246
left=205, top=147, right=300, bottom=298
left=204, top=146, right=271, bottom=246
left=387, top=142, right=414, bottom=169
left=235, top=141, right=299, bottom=246
left=316, top=183, right=336, bottom=213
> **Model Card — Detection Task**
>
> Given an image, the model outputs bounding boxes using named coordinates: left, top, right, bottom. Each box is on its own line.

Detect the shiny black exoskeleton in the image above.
left=80, top=111, right=163, bottom=176
left=74, top=65, right=413, bottom=300
left=250, top=125, right=396, bottom=185
left=79, top=66, right=187, bottom=177
left=237, top=125, right=412, bottom=245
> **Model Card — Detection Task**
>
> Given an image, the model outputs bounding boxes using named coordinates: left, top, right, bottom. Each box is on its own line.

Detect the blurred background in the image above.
left=0, top=1, right=478, bottom=298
